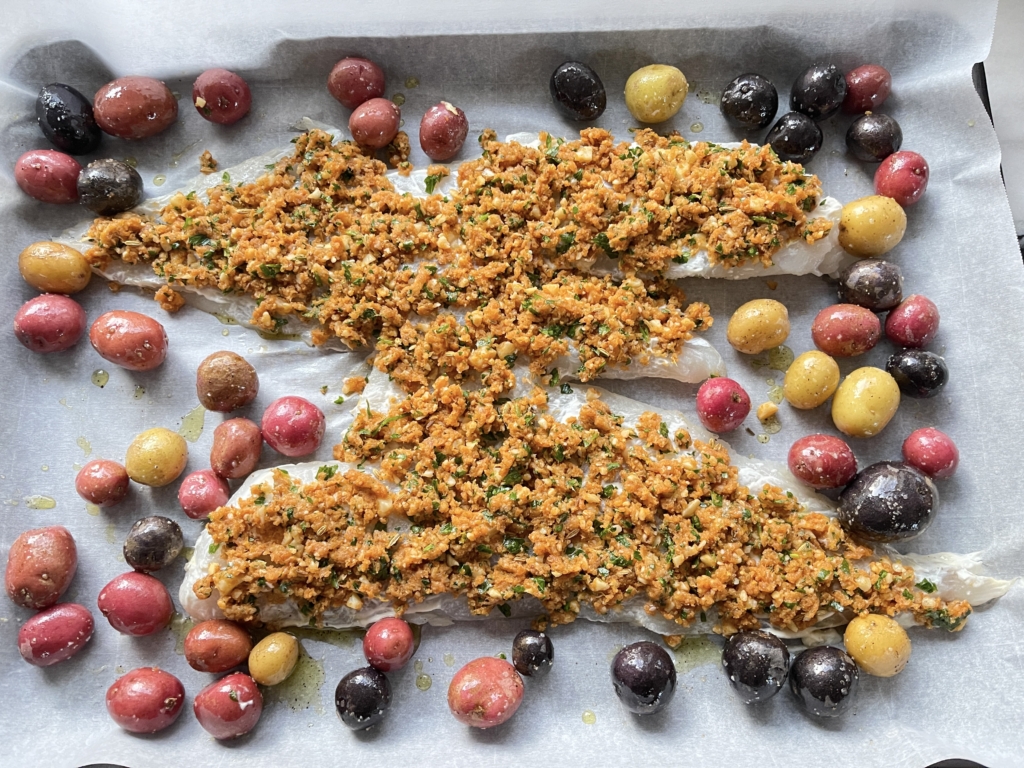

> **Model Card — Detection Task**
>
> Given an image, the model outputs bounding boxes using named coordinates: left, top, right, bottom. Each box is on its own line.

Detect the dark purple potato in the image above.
left=78, top=159, right=143, bottom=215
left=36, top=83, right=102, bottom=154
left=846, top=112, right=902, bottom=162
left=720, top=73, right=778, bottom=130
left=765, top=112, right=822, bottom=164
left=549, top=61, right=607, bottom=121
left=886, top=349, right=948, bottom=399
left=512, top=629, right=554, bottom=676
left=838, top=461, right=938, bottom=543
left=335, top=667, right=392, bottom=730
left=790, top=646, right=859, bottom=717
left=790, top=64, right=847, bottom=121
left=611, top=641, right=676, bottom=715
left=722, top=630, right=790, bottom=704
left=123, top=516, right=183, bottom=572
left=837, top=259, right=903, bottom=312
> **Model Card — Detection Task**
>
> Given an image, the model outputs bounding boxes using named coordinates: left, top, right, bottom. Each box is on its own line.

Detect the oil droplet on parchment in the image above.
left=415, top=674, right=432, bottom=691
left=671, top=635, right=720, bottom=674
left=392, top=93, right=406, bottom=106
left=267, top=648, right=327, bottom=714
left=153, top=174, right=166, bottom=187
left=690, top=122, right=703, bottom=133
left=178, top=405, right=206, bottom=442
left=25, top=495, right=55, bottom=510
left=105, top=523, right=117, bottom=544
left=40, top=465, right=48, bottom=472
left=169, top=613, right=195, bottom=654
left=134, top=385, right=146, bottom=400
left=405, top=77, right=419, bottom=89
left=86, top=503, right=100, bottom=517
left=91, top=370, right=109, bottom=388
left=757, top=433, right=770, bottom=444
left=582, top=710, right=597, bottom=724
left=76, top=436, right=92, bottom=456
left=443, top=653, right=455, bottom=667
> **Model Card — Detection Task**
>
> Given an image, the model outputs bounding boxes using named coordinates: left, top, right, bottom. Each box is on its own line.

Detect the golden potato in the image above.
left=125, top=428, right=188, bottom=487
left=624, top=65, right=688, bottom=123
left=831, top=367, right=900, bottom=438
left=838, top=195, right=907, bottom=257
left=784, top=350, right=840, bottom=409
left=18, top=241, right=92, bottom=294
left=248, top=632, right=299, bottom=686
left=844, top=614, right=911, bottom=677
left=726, top=299, right=790, bottom=354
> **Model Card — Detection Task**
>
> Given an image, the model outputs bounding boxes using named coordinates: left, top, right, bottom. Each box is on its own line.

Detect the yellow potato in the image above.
left=784, top=350, right=840, bottom=409
left=248, top=632, right=299, bottom=686
left=726, top=299, right=790, bottom=354
left=125, top=428, right=188, bottom=487
left=624, top=65, right=688, bottom=123
left=18, top=241, right=92, bottom=294
left=838, top=195, right=907, bottom=257
left=844, top=614, right=911, bottom=677
left=831, top=367, right=900, bottom=438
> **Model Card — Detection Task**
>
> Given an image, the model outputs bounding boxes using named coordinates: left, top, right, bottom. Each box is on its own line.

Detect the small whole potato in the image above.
left=15, top=150, right=81, bottom=204
left=18, top=241, right=92, bottom=294
left=328, top=57, right=386, bottom=110
left=75, top=459, right=130, bottom=506
left=89, top=310, right=168, bottom=371
left=18, top=603, right=94, bottom=667
left=125, top=427, right=188, bottom=487
left=178, top=469, right=231, bottom=519
left=248, top=632, right=300, bottom=686
left=13, top=294, right=87, bottom=354
left=196, top=350, right=259, bottom=412
left=624, top=64, right=688, bottom=123
left=838, top=195, right=907, bottom=257
left=349, top=97, right=400, bottom=149
left=885, top=294, right=940, bottom=348
left=184, top=620, right=253, bottom=673
left=211, top=418, right=263, bottom=479
left=726, top=299, right=790, bottom=354
left=811, top=304, right=881, bottom=357
left=783, top=350, right=840, bottom=409
left=97, top=571, right=173, bottom=635
left=419, top=101, right=469, bottom=162
left=448, top=657, right=524, bottom=729
left=193, top=673, right=263, bottom=740
left=106, top=667, right=185, bottom=733
left=831, top=367, right=901, bottom=438
left=5, top=526, right=78, bottom=609
left=843, top=614, right=911, bottom=677
left=788, top=434, right=857, bottom=489
left=93, top=76, right=178, bottom=140
left=696, top=377, right=751, bottom=433
left=261, top=396, right=325, bottom=457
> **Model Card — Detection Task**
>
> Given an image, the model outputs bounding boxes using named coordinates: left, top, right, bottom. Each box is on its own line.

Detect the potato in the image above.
left=125, top=427, right=188, bottom=487
left=248, top=632, right=299, bottom=686
left=811, top=304, right=881, bottom=357
left=726, top=299, right=790, bottom=354
left=5, top=526, right=78, bottom=609
left=106, top=667, right=185, bottom=733
left=15, top=150, right=81, bottom=204
left=97, top=571, right=174, bottom=635
left=196, top=350, right=259, bottom=412
left=89, top=310, right=168, bottom=371
left=93, top=76, right=178, bottom=140
left=419, top=102, right=469, bottom=162
left=838, top=195, right=907, bottom=257
left=193, top=673, right=263, bottom=739
left=185, top=620, right=253, bottom=673
left=13, top=294, right=87, bottom=354
left=448, top=657, right=524, bottom=728
left=844, top=614, right=911, bottom=677
left=19, top=241, right=91, bottom=294
left=349, top=97, right=400, bottom=149
left=210, top=418, right=263, bottom=479
left=18, top=603, right=94, bottom=667
left=783, top=350, right=840, bottom=409
left=831, top=367, right=900, bottom=438
left=75, top=459, right=130, bottom=507
left=624, top=64, right=688, bottom=123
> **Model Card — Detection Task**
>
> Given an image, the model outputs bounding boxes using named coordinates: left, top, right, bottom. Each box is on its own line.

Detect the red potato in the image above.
left=14, top=149, right=81, bottom=203
left=788, top=434, right=858, bottom=489
left=328, top=57, right=386, bottom=110
left=695, top=378, right=751, bottom=433
left=419, top=102, right=469, bottom=162
left=106, top=667, right=185, bottom=733
left=448, top=657, right=524, bottom=729
left=842, top=64, right=892, bottom=113
left=18, top=603, right=94, bottom=667
left=902, top=427, right=959, bottom=479
left=349, top=97, right=400, bottom=149
left=811, top=304, right=881, bottom=357
left=13, top=294, right=86, bottom=353
left=97, top=571, right=173, bottom=636
left=178, top=469, right=231, bottom=519
left=194, top=673, right=263, bottom=739
left=875, top=150, right=929, bottom=207
left=210, top=418, right=263, bottom=479
left=5, top=526, right=77, bottom=609
left=363, top=617, right=415, bottom=672
left=89, top=310, right=168, bottom=371
left=261, top=396, right=325, bottom=457
left=192, top=68, right=251, bottom=125
left=885, top=295, right=940, bottom=348
left=75, top=459, right=130, bottom=507
left=93, top=76, right=178, bottom=140
left=184, top=620, right=253, bottom=673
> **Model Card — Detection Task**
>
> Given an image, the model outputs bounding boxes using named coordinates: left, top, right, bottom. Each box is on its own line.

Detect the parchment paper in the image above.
left=1, top=1, right=1021, bottom=766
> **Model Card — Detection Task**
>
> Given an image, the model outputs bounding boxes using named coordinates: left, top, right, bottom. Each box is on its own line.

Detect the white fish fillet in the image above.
left=180, top=368, right=1012, bottom=641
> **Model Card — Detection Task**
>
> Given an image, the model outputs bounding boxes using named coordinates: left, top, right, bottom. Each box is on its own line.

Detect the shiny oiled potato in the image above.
left=831, top=367, right=900, bottom=438
left=838, top=195, right=907, bottom=257
left=783, top=350, right=840, bottom=409
left=624, top=64, right=688, bottom=123
left=125, top=427, right=188, bottom=487
left=248, top=632, right=299, bottom=686
left=843, top=614, right=911, bottom=677
left=726, top=299, right=790, bottom=354
left=18, top=241, right=92, bottom=294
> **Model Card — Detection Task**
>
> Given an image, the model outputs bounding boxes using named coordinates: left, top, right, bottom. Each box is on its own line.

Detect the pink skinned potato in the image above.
left=97, top=571, right=173, bottom=636
left=902, top=427, right=959, bottom=479
left=210, top=418, right=263, bottom=479
left=5, top=526, right=77, bottom=609
left=15, top=149, right=81, bottom=203
left=328, top=57, right=386, bottom=110
left=695, top=378, right=751, bottom=433
left=842, top=64, right=892, bottom=113
left=13, top=294, right=87, bottom=353
left=18, top=603, right=94, bottom=667
left=178, top=469, right=231, bottom=519
left=75, top=459, right=130, bottom=506
left=89, top=310, right=168, bottom=371
left=106, top=667, right=185, bottom=733
left=363, top=617, right=415, bottom=671
left=184, top=620, right=253, bottom=673
left=261, top=396, right=325, bottom=457
left=875, top=151, right=929, bottom=207
left=448, top=657, right=525, bottom=728
left=194, top=673, right=263, bottom=739
left=811, top=304, right=881, bottom=358
left=419, top=102, right=469, bottom=162
left=93, top=76, right=178, bottom=140
left=885, top=295, right=940, bottom=348
left=349, top=97, right=401, bottom=149
left=192, top=68, right=252, bottom=125
left=788, top=434, right=858, bottom=489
